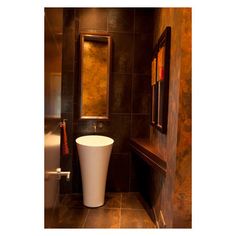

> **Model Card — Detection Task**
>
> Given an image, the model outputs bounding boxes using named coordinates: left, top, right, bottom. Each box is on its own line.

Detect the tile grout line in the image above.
left=119, top=193, right=123, bottom=228
left=81, top=209, right=90, bottom=228
left=119, top=207, right=122, bottom=228
left=121, top=208, right=147, bottom=211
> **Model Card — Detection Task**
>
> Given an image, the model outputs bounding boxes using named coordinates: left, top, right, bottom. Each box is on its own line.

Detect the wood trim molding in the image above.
left=130, top=138, right=167, bottom=175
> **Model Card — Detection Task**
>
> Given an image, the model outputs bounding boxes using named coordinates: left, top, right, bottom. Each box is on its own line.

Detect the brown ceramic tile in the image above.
left=73, top=59, right=79, bottom=99
left=76, top=119, right=110, bottom=135
left=78, top=8, right=108, bottom=30
left=134, top=9, right=154, bottom=33
left=63, top=8, right=75, bottom=30
left=61, top=98, right=73, bottom=113
left=103, top=192, right=122, bottom=209
left=110, top=73, right=132, bottom=113
left=51, top=206, right=88, bottom=228
left=111, top=32, right=133, bottom=73
left=75, top=19, right=80, bottom=44
left=46, top=194, right=88, bottom=228
left=84, top=208, right=120, bottom=228
left=134, top=33, right=153, bottom=74
left=120, top=209, right=156, bottom=228
left=61, top=71, right=74, bottom=98
left=62, top=28, right=75, bottom=72
left=108, top=114, right=131, bottom=153
left=108, top=8, right=134, bottom=32
left=59, top=194, right=84, bottom=208
left=121, top=192, right=144, bottom=209
left=71, top=142, right=83, bottom=193
left=76, top=119, right=97, bottom=135
left=62, top=10, right=75, bottom=74
left=46, top=193, right=157, bottom=228
left=132, top=74, right=151, bottom=113
left=73, top=102, right=79, bottom=121
left=131, top=114, right=150, bottom=138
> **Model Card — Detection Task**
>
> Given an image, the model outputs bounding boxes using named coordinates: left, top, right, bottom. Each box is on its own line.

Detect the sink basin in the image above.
left=76, top=135, right=114, bottom=147
left=75, top=135, right=114, bottom=207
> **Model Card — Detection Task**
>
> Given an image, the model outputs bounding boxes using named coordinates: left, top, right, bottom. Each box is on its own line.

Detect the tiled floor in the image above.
left=45, top=192, right=156, bottom=228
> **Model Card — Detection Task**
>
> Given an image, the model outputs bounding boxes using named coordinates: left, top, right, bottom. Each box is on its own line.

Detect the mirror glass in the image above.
left=80, top=33, right=111, bottom=119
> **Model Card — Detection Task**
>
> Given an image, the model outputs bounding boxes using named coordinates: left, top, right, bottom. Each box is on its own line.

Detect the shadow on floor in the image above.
left=45, top=192, right=157, bottom=228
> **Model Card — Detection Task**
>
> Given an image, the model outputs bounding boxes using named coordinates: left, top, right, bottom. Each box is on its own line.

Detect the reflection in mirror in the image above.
left=80, top=33, right=111, bottom=119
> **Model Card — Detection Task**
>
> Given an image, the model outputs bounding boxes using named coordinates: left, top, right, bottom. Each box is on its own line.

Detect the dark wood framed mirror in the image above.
left=151, top=56, right=157, bottom=125
left=156, top=27, right=171, bottom=133
left=151, top=27, right=171, bottom=133
left=79, top=33, right=111, bottom=119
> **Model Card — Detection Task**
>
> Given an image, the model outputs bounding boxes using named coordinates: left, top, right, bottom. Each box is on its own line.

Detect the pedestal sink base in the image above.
left=75, top=135, right=114, bottom=208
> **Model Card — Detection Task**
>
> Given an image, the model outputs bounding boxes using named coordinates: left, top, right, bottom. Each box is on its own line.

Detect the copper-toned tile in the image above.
left=134, top=33, right=153, bottom=74
left=110, top=32, right=133, bottom=74
left=103, top=192, right=122, bottom=209
left=131, top=114, right=150, bottom=139
left=78, top=8, right=108, bottom=30
left=45, top=194, right=89, bottom=228
left=50, top=206, right=88, bottom=228
left=108, top=115, right=131, bottom=153
left=134, top=9, right=154, bottom=33
left=120, top=209, right=156, bottom=228
left=84, top=208, right=120, bottom=228
left=59, top=193, right=84, bottom=208
left=132, top=74, right=151, bottom=114
left=121, top=192, right=144, bottom=209
left=108, top=8, right=134, bottom=32
left=110, top=73, right=132, bottom=113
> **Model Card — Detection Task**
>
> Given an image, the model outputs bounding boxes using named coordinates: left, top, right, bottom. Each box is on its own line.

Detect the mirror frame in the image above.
left=156, top=27, right=171, bottom=133
left=79, top=32, right=112, bottom=120
left=150, top=27, right=171, bottom=133
left=151, top=56, right=157, bottom=126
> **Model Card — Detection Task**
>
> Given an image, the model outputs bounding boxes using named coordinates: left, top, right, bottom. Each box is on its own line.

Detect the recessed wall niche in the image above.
left=79, top=33, right=111, bottom=119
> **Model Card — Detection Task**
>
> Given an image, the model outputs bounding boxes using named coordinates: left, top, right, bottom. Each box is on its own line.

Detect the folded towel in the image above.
left=60, top=120, right=69, bottom=156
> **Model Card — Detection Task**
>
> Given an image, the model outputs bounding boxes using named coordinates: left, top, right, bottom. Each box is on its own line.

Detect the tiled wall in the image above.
left=60, top=9, right=75, bottom=193
left=60, top=8, right=154, bottom=193
left=147, top=8, right=192, bottom=227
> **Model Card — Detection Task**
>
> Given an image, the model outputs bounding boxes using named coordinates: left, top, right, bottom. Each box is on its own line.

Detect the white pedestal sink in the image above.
left=75, top=135, right=114, bottom=207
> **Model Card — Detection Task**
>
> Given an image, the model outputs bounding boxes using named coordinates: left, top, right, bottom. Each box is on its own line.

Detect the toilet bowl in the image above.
left=75, top=135, right=114, bottom=207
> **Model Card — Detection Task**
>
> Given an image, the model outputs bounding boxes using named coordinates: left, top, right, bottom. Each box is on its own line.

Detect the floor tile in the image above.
left=120, top=209, right=156, bottom=228
left=59, top=193, right=84, bottom=208
left=47, top=194, right=88, bottom=228
left=50, top=206, right=88, bottom=228
left=121, top=192, right=145, bottom=209
left=103, top=192, right=122, bottom=209
left=45, top=192, right=157, bottom=228
left=84, top=208, right=120, bottom=228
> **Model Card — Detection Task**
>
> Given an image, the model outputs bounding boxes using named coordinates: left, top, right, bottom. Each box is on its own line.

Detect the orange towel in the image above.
left=60, top=120, right=69, bottom=156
